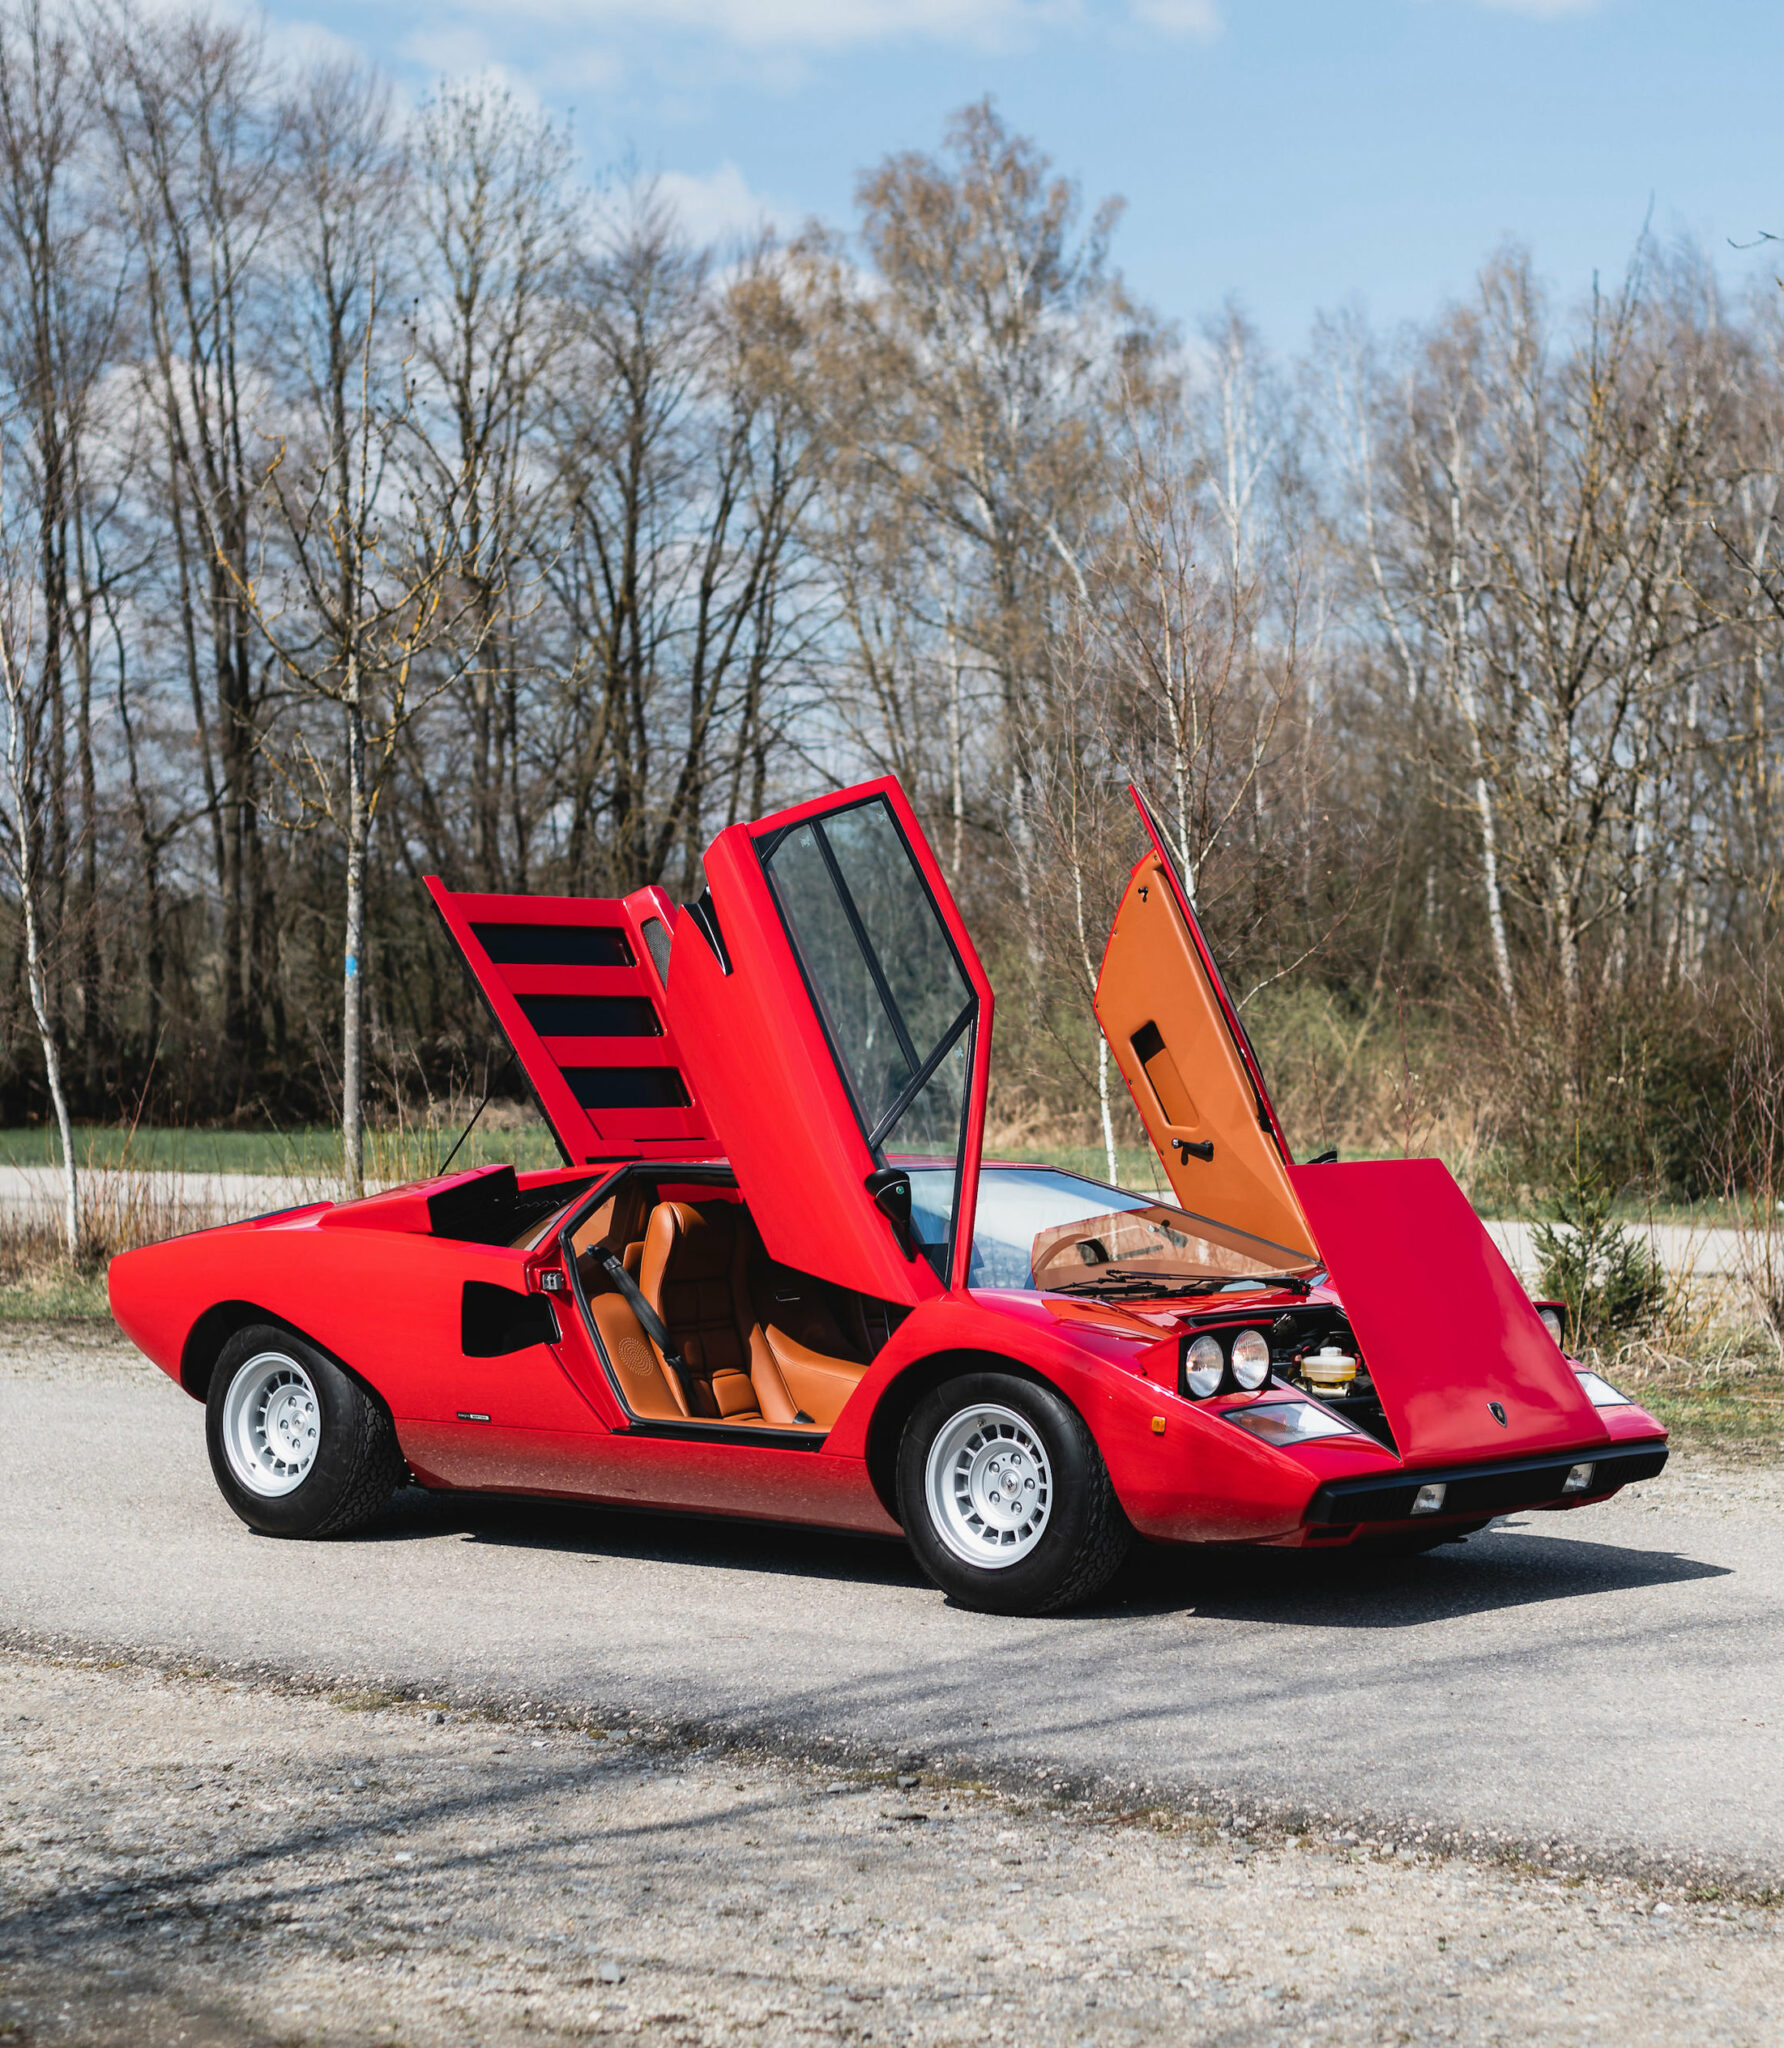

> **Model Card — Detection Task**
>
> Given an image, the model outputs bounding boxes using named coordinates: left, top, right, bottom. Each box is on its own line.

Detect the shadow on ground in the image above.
left=332, top=1485, right=1728, bottom=1631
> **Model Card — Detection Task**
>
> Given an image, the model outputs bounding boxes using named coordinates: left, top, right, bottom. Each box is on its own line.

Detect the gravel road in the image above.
left=2, top=1648, right=1777, bottom=2048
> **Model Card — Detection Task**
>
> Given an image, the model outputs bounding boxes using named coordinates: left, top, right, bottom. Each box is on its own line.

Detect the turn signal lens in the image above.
left=1574, top=1369, right=1631, bottom=1408
left=1230, top=1328, right=1271, bottom=1390
left=1224, top=1401, right=1356, bottom=1446
left=1538, top=1307, right=1564, bottom=1345
left=1411, top=1482, right=1447, bottom=1515
left=1185, top=1334, right=1225, bottom=1398
left=1562, top=1462, right=1596, bottom=1494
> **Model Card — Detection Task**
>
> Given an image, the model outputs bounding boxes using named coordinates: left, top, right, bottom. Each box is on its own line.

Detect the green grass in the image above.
left=0, top=1271, right=112, bottom=1321
left=1629, top=1370, right=1784, bottom=1457
left=0, top=1123, right=565, bottom=1177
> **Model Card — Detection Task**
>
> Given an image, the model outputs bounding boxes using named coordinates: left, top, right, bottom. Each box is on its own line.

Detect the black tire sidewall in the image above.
left=205, top=1323, right=380, bottom=1537
left=896, top=1371, right=1111, bottom=1614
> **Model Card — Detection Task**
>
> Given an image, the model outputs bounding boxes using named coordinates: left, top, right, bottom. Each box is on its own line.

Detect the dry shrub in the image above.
left=1245, top=984, right=1501, bottom=1189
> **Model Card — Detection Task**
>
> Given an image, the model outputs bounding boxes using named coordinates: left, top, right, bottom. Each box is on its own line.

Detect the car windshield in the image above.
left=905, top=1165, right=1319, bottom=1294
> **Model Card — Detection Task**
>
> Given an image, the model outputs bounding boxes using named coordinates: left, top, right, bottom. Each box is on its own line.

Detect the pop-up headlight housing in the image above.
left=1179, top=1325, right=1277, bottom=1399
left=1230, top=1328, right=1271, bottom=1390
left=1185, top=1333, right=1225, bottom=1398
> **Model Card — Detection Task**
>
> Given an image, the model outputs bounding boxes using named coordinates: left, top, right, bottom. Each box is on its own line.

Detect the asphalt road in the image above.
left=5, top=1332, right=1780, bottom=1890
left=0, top=1163, right=1755, bottom=1275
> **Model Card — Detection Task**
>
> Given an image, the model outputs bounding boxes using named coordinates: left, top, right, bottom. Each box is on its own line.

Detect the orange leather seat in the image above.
left=630, top=1197, right=874, bottom=1431
left=638, top=1200, right=788, bottom=1423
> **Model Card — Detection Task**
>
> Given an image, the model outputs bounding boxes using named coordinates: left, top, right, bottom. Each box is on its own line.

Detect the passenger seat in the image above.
left=637, top=1200, right=792, bottom=1424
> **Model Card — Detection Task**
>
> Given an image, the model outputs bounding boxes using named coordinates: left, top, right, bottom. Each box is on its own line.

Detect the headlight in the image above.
left=1224, top=1401, right=1356, bottom=1446
left=1538, top=1307, right=1565, bottom=1346
left=1230, top=1328, right=1271, bottom=1390
left=1575, top=1368, right=1631, bottom=1408
left=1184, top=1333, right=1225, bottom=1398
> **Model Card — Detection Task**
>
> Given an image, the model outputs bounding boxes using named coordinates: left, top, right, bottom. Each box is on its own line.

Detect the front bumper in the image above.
left=1303, top=1440, right=1668, bottom=1526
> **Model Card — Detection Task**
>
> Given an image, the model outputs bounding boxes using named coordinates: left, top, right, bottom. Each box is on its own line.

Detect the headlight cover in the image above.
left=1185, top=1333, right=1225, bottom=1398
left=1574, top=1368, right=1632, bottom=1408
left=1224, top=1401, right=1357, bottom=1446
left=1230, top=1327, right=1271, bottom=1390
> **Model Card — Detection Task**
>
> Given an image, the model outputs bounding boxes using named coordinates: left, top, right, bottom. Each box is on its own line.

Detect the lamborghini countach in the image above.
left=108, top=779, right=1668, bottom=1614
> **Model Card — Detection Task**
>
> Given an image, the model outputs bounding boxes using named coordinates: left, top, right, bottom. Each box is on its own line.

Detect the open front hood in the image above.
left=1094, top=788, right=1312, bottom=1260
left=1094, top=789, right=1606, bottom=1465
left=1290, top=1159, right=1609, bottom=1465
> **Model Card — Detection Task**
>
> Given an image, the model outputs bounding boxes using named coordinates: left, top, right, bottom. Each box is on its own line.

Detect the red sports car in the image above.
left=108, top=778, right=1667, bottom=1614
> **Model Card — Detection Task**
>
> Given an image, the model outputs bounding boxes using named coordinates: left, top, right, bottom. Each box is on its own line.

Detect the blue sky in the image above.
left=270, top=0, right=1784, bottom=350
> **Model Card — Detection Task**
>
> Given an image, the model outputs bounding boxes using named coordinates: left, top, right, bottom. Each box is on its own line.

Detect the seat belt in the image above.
left=596, top=1250, right=700, bottom=1411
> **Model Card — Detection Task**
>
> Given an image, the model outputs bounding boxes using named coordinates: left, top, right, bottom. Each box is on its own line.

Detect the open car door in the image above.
left=1093, top=788, right=1315, bottom=1265
left=426, top=880, right=720, bottom=1167
left=664, top=778, right=994, bottom=1306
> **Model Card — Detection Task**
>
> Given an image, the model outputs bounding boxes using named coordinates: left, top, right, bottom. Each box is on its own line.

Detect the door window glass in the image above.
left=880, top=1029, right=971, bottom=1161
left=821, top=803, right=972, bottom=1060
left=763, top=798, right=974, bottom=1149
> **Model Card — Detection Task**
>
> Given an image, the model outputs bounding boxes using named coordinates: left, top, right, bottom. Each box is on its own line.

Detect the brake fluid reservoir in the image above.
left=1303, top=1344, right=1358, bottom=1395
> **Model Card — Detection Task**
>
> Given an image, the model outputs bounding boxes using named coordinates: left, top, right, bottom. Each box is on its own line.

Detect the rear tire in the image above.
left=205, top=1323, right=407, bottom=1538
left=897, top=1372, right=1131, bottom=1615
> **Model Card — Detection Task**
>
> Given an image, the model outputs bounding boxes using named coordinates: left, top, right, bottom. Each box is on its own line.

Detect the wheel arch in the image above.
left=862, top=1348, right=1076, bottom=1526
left=180, top=1301, right=391, bottom=1423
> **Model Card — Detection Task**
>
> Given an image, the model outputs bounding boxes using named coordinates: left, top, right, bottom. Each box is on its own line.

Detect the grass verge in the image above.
left=1617, top=1367, right=1784, bottom=1458
left=0, top=1119, right=564, bottom=1177
left=0, top=1272, right=113, bottom=1321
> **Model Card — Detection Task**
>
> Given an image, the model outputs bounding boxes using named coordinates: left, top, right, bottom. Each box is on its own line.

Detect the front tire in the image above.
left=897, top=1372, right=1131, bottom=1615
left=206, top=1324, right=407, bottom=1538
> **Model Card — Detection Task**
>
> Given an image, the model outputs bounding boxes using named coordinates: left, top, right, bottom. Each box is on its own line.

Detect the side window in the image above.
left=761, top=798, right=975, bottom=1154
left=761, top=797, right=978, bottom=1271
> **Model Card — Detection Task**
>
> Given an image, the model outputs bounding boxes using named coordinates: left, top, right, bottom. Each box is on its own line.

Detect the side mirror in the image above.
left=864, top=1166, right=918, bottom=1260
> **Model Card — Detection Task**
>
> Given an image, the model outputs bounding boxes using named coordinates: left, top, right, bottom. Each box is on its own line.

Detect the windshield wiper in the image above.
left=1048, top=1269, right=1316, bottom=1300
left=1050, top=1274, right=1253, bottom=1300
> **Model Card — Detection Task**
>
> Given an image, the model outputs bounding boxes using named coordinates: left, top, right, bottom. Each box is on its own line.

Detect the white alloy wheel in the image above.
left=924, top=1401, right=1054, bottom=1569
left=220, top=1351, right=322, bottom=1497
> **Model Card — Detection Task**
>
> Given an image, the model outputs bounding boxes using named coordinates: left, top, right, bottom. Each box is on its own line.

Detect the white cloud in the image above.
left=310, top=0, right=1220, bottom=91
left=1126, top=0, right=1220, bottom=38
left=650, top=162, right=785, bottom=243
left=505, top=0, right=1049, bottom=51
left=382, top=0, right=1217, bottom=57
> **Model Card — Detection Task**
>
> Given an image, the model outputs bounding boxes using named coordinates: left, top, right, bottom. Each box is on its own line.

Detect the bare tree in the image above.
left=545, top=196, right=815, bottom=895
left=234, top=60, right=493, bottom=1192
left=408, top=83, right=573, bottom=893
left=0, top=447, right=75, bottom=1250
left=93, top=3, right=288, bottom=1088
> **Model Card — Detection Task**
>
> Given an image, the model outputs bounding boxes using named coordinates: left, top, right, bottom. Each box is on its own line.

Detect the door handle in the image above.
left=1172, top=1138, right=1214, bottom=1164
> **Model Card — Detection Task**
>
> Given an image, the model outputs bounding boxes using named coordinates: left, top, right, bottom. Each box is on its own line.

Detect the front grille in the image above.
left=1304, top=1442, right=1668, bottom=1524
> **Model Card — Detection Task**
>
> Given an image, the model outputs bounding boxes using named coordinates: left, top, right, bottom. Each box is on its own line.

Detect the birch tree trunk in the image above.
left=20, top=833, right=77, bottom=1256
left=342, top=664, right=367, bottom=1197
left=2, top=641, right=77, bottom=1257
